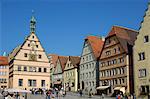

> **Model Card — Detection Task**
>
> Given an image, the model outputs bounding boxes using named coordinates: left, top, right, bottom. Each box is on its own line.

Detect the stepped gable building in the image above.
left=53, top=56, right=68, bottom=89
left=48, top=54, right=59, bottom=87
left=79, top=36, right=104, bottom=95
left=8, top=15, right=50, bottom=90
left=0, top=56, right=9, bottom=89
left=133, top=3, right=150, bottom=99
left=99, top=26, right=138, bottom=96
left=64, top=56, right=80, bottom=92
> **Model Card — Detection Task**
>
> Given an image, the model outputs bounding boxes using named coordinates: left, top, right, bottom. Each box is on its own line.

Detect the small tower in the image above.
left=30, top=11, right=36, bottom=33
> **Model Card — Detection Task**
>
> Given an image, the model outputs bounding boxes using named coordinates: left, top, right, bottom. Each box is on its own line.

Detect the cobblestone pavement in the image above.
left=0, top=92, right=116, bottom=99
left=27, top=92, right=115, bottom=99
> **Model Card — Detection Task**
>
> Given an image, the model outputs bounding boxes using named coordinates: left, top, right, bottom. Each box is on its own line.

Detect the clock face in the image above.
left=30, top=54, right=36, bottom=61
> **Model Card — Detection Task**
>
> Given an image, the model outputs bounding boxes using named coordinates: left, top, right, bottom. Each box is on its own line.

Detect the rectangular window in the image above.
left=39, top=55, right=42, bottom=59
left=32, top=67, right=36, bottom=72
left=114, top=48, right=117, bottom=54
left=105, top=51, right=111, bottom=56
left=86, top=56, right=89, bottom=61
left=44, top=68, right=47, bottom=72
left=24, top=66, right=27, bottom=71
left=38, top=68, right=41, bottom=72
left=89, top=55, right=92, bottom=60
left=28, top=79, right=36, bottom=87
left=139, top=52, right=145, bottom=60
left=24, top=53, right=27, bottom=57
left=115, top=79, right=117, bottom=84
left=83, top=73, right=84, bottom=79
left=33, top=80, right=36, bottom=87
left=139, top=69, right=146, bottom=78
left=18, top=66, right=21, bottom=71
left=18, top=79, right=23, bottom=86
left=36, top=45, right=38, bottom=48
left=28, top=80, right=32, bottom=86
left=41, top=80, right=45, bottom=87
left=29, top=67, right=33, bottom=72
left=144, top=35, right=149, bottom=43
left=122, top=79, right=124, bottom=83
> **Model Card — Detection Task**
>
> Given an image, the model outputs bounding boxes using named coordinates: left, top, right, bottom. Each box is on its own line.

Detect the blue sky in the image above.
left=0, top=0, right=149, bottom=56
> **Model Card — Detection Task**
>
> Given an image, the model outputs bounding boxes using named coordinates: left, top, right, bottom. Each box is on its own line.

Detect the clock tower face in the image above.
left=29, top=54, right=36, bottom=61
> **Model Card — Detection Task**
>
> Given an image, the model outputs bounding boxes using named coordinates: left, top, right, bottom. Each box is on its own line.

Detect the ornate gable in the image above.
left=54, top=59, right=63, bottom=74
left=9, top=16, right=49, bottom=63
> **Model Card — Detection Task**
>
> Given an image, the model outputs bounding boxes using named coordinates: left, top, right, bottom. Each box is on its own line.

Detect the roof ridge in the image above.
left=113, top=25, right=138, bottom=32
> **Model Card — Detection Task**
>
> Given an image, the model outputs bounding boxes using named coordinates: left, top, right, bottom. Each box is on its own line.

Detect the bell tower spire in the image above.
left=30, top=10, right=36, bottom=33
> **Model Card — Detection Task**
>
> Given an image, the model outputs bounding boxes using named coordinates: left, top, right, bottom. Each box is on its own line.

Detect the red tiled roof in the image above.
left=85, top=36, right=104, bottom=59
left=59, top=56, right=68, bottom=72
left=107, top=26, right=138, bottom=53
left=48, top=54, right=59, bottom=68
left=69, top=56, right=80, bottom=68
left=0, top=56, right=9, bottom=65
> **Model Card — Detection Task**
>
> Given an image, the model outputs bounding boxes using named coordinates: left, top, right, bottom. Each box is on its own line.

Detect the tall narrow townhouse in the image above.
left=64, top=56, right=80, bottom=92
left=8, top=15, right=50, bottom=90
left=0, top=56, right=9, bottom=89
left=53, top=56, right=68, bottom=89
left=79, top=36, right=104, bottom=95
left=48, top=54, right=59, bottom=88
left=134, top=3, right=150, bottom=99
left=99, top=26, right=138, bottom=96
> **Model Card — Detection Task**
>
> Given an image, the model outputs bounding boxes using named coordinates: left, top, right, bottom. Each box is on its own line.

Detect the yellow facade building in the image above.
left=133, top=4, right=150, bottom=99
left=8, top=15, right=50, bottom=90
left=64, top=56, right=80, bottom=92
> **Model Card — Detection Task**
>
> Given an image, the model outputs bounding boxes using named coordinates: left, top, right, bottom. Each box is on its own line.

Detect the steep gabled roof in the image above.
left=69, top=56, right=80, bottom=68
left=0, top=56, right=8, bottom=65
left=8, top=32, right=41, bottom=61
left=85, top=36, right=104, bottom=59
left=48, top=54, right=59, bottom=68
left=59, top=56, right=68, bottom=72
left=107, top=26, right=138, bottom=53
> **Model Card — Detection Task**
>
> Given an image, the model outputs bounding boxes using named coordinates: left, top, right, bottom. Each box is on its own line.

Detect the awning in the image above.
left=96, top=86, right=110, bottom=90
left=114, top=87, right=125, bottom=94
left=54, top=81, right=61, bottom=84
left=4, top=88, right=31, bottom=93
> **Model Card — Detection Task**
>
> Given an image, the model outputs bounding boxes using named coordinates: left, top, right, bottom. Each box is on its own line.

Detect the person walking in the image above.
left=89, top=89, right=92, bottom=98
left=46, top=90, right=51, bottom=99
left=79, top=89, right=83, bottom=97
left=102, top=93, right=104, bottom=99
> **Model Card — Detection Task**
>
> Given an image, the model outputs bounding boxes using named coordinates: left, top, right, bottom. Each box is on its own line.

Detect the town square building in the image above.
left=63, top=56, right=80, bottom=92
left=99, top=26, right=138, bottom=96
left=0, top=56, right=9, bottom=89
left=79, top=36, right=104, bottom=95
left=8, top=15, right=50, bottom=90
left=53, top=56, right=68, bottom=89
left=133, top=4, right=150, bottom=99
left=48, top=54, right=59, bottom=88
